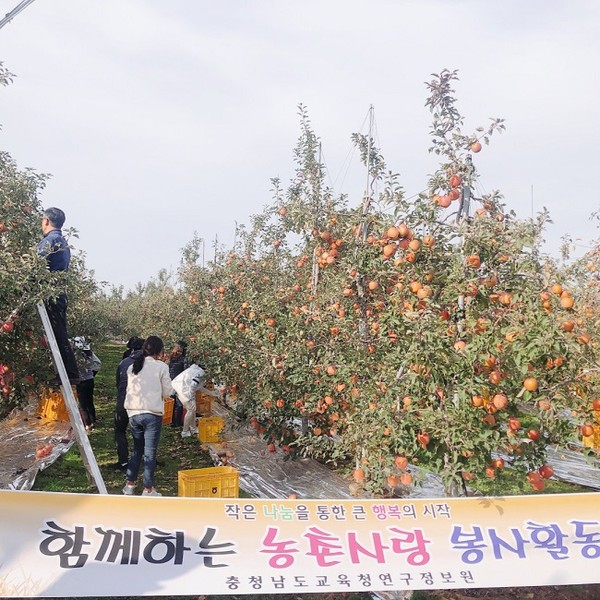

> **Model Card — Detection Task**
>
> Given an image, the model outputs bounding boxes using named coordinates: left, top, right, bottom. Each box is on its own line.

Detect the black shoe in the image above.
left=112, top=462, right=128, bottom=472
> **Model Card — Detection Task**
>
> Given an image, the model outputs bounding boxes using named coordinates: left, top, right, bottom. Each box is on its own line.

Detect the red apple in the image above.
left=508, top=417, right=521, bottom=431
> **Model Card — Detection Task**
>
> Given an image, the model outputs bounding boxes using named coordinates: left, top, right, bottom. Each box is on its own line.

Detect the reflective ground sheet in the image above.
left=206, top=401, right=449, bottom=499
left=208, top=401, right=600, bottom=499
left=0, top=402, right=74, bottom=491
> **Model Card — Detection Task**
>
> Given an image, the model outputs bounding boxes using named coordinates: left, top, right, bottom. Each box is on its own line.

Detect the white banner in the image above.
left=0, top=490, right=599, bottom=597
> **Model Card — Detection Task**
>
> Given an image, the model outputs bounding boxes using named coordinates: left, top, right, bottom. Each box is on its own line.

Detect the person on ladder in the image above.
left=38, top=207, right=80, bottom=385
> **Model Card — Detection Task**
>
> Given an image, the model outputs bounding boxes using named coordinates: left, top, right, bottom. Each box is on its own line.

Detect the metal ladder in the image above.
left=37, top=302, right=108, bottom=494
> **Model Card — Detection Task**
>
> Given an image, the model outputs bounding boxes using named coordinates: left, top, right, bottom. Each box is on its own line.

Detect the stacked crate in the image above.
left=195, top=390, right=213, bottom=416
left=198, top=416, right=224, bottom=442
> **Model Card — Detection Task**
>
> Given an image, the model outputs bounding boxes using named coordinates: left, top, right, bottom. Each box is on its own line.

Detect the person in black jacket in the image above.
left=73, top=336, right=99, bottom=432
left=122, top=336, right=138, bottom=360
left=113, top=337, right=144, bottom=471
left=168, top=340, right=187, bottom=427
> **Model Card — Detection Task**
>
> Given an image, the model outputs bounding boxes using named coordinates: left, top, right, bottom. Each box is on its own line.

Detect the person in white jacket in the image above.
left=122, top=336, right=174, bottom=496
left=172, top=362, right=220, bottom=438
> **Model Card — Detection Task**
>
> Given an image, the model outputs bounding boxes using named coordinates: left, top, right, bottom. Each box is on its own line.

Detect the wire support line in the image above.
left=0, top=0, right=37, bottom=30
left=330, top=108, right=372, bottom=193
left=331, top=143, right=358, bottom=193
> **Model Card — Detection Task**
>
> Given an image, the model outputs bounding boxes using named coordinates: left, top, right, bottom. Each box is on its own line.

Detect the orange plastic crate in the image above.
left=162, top=397, right=174, bottom=424
left=178, top=466, right=239, bottom=498
left=198, top=416, right=224, bottom=442
left=36, top=387, right=70, bottom=422
left=195, top=391, right=213, bottom=416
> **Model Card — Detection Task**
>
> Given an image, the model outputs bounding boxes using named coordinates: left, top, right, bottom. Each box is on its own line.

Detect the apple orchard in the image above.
left=1, top=69, right=599, bottom=495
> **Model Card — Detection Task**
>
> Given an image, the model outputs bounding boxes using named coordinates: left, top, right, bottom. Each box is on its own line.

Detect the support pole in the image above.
left=456, top=155, right=473, bottom=223
left=355, top=105, right=375, bottom=341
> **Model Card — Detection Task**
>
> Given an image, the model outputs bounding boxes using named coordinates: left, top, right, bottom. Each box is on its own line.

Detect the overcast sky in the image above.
left=1, top=0, right=599, bottom=291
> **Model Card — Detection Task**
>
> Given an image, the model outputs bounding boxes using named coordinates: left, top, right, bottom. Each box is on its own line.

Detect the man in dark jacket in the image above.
left=37, top=207, right=80, bottom=383
left=113, top=337, right=144, bottom=471
left=168, top=340, right=187, bottom=427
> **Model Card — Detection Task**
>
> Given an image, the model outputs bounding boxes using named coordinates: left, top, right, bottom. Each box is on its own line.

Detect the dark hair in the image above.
left=44, top=207, right=66, bottom=229
left=130, top=337, right=145, bottom=351
left=132, top=335, right=164, bottom=374
left=175, top=340, right=188, bottom=355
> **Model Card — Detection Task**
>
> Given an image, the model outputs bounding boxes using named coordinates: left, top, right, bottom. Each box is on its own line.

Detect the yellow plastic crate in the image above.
left=36, top=388, right=70, bottom=422
left=583, top=425, right=600, bottom=450
left=582, top=411, right=600, bottom=451
left=178, top=466, right=239, bottom=498
left=162, top=397, right=174, bottom=424
left=195, top=391, right=213, bottom=416
left=198, top=416, right=224, bottom=442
